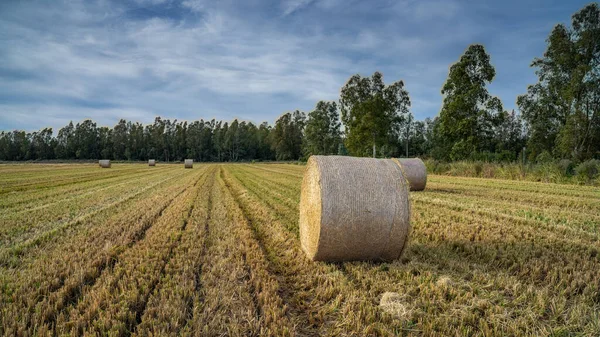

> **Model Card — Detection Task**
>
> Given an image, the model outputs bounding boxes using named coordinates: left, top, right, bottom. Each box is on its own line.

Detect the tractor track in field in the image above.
left=218, top=169, right=267, bottom=324
left=225, top=167, right=396, bottom=333
left=220, top=167, right=394, bottom=336
left=0, top=170, right=191, bottom=267
left=0, top=167, right=171, bottom=214
left=128, top=173, right=205, bottom=337
left=220, top=168, right=310, bottom=334
left=226, top=169, right=299, bottom=230
left=0, top=169, right=145, bottom=194
left=412, top=197, right=600, bottom=244
left=233, top=166, right=301, bottom=198
left=188, top=169, right=217, bottom=320
left=239, top=245, right=265, bottom=327
left=247, top=164, right=304, bottom=178
left=0, top=169, right=174, bottom=248
left=41, top=174, right=200, bottom=333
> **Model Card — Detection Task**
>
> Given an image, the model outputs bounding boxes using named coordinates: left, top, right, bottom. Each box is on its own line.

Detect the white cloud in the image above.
left=181, top=0, right=205, bottom=13
left=281, top=0, right=316, bottom=16
left=0, top=0, right=561, bottom=132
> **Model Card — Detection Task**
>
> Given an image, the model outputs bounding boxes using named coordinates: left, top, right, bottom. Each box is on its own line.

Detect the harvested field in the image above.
left=1, top=163, right=600, bottom=336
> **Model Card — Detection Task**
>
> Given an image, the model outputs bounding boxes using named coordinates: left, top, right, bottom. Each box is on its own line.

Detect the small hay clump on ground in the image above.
left=379, top=292, right=412, bottom=320
left=99, top=160, right=111, bottom=168
left=436, top=276, right=453, bottom=288
left=148, top=159, right=156, bottom=166
left=393, top=158, right=427, bottom=191
left=184, top=159, right=193, bottom=168
left=299, top=155, right=411, bottom=262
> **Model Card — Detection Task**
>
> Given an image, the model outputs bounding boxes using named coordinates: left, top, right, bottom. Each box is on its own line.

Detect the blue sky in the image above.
left=0, top=0, right=592, bottom=132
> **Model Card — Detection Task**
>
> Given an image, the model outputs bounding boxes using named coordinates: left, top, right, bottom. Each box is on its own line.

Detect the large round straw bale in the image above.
left=184, top=159, right=193, bottom=168
left=148, top=159, right=156, bottom=166
left=299, top=155, right=411, bottom=262
left=99, top=160, right=111, bottom=168
left=393, top=158, right=427, bottom=191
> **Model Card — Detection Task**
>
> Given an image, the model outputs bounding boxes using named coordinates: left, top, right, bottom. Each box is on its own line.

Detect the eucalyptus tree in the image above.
left=339, top=71, right=410, bottom=157
left=518, top=3, right=600, bottom=161
left=434, top=44, right=503, bottom=160
left=303, top=101, right=342, bottom=157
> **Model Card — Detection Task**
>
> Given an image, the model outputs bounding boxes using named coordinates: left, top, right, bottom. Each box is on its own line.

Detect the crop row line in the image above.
left=0, top=170, right=191, bottom=268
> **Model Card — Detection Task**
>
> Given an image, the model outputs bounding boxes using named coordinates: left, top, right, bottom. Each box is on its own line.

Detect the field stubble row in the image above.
left=0, top=163, right=599, bottom=336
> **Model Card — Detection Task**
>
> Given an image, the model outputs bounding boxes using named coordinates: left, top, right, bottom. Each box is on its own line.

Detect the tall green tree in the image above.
left=31, top=128, right=55, bottom=160
left=225, top=119, right=240, bottom=161
left=129, top=122, right=145, bottom=160
left=303, top=101, right=342, bottom=157
left=339, top=71, right=410, bottom=157
left=494, top=110, right=526, bottom=160
left=434, top=44, right=503, bottom=160
left=518, top=3, right=600, bottom=161
left=213, top=121, right=224, bottom=162
left=56, top=122, right=76, bottom=159
left=272, top=110, right=305, bottom=160
left=112, top=119, right=128, bottom=160
left=98, top=127, right=112, bottom=159
left=256, top=122, right=273, bottom=161
left=73, top=120, right=99, bottom=159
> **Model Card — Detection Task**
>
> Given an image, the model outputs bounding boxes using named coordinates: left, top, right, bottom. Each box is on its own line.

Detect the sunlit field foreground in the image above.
left=1, top=163, right=600, bottom=336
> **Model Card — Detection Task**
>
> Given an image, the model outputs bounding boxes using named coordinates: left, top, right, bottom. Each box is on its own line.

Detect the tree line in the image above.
left=1, top=3, right=598, bottom=163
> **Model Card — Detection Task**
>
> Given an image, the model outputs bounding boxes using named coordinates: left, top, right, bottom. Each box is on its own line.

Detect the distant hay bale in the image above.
left=393, top=158, right=427, bottom=191
left=99, top=160, right=111, bottom=168
left=299, top=155, right=411, bottom=262
left=379, top=292, right=411, bottom=319
left=148, top=159, right=156, bottom=166
left=184, top=159, right=193, bottom=169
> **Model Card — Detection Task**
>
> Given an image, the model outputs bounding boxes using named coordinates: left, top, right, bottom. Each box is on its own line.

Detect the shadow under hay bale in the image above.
left=99, top=160, right=111, bottom=168
left=299, top=155, right=411, bottom=262
left=184, top=159, right=193, bottom=168
left=393, top=158, right=427, bottom=191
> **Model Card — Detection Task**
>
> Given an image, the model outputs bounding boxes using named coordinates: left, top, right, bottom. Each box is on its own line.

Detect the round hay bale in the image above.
left=184, top=159, right=193, bottom=169
left=299, top=155, right=411, bottom=262
left=393, top=158, right=427, bottom=191
left=99, top=160, right=111, bottom=168
left=148, top=159, right=156, bottom=166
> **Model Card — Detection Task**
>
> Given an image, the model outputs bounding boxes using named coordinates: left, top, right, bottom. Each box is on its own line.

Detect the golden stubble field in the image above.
left=1, top=163, right=600, bottom=336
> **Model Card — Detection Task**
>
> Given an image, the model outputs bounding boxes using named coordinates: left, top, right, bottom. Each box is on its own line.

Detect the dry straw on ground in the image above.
left=98, top=160, right=111, bottom=168
left=184, top=159, right=193, bottom=169
left=148, top=159, right=156, bottom=166
left=299, top=155, right=411, bottom=262
left=393, top=158, right=427, bottom=191
left=379, top=292, right=412, bottom=320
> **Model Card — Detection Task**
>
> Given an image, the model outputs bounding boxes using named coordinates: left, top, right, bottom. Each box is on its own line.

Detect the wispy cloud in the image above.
left=281, top=0, right=317, bottom=16
left=181, top=0, right=205, bottom=13
left=0, top=0, right=593, bottom=132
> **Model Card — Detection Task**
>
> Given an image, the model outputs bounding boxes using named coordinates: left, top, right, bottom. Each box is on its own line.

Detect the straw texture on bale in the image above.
left=148, top=159, right=156, bottom=166
left=184, top=159, right=193, bottom=168
left=393, top=158, right=427, bottom=191
left=99, top=160, right=111, bottom=168
left=299, top=155, right=411, bottom=262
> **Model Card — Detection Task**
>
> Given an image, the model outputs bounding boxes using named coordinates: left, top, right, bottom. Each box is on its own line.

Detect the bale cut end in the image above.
left=99, top=160, right=111, bottom=168
left=184, top=159, right=193, bottom=168
left=299, top=157, right=323, bottom=261
left=299, top=155, right=411, bottom=262
left=393, top=158, right=427, bottom=191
